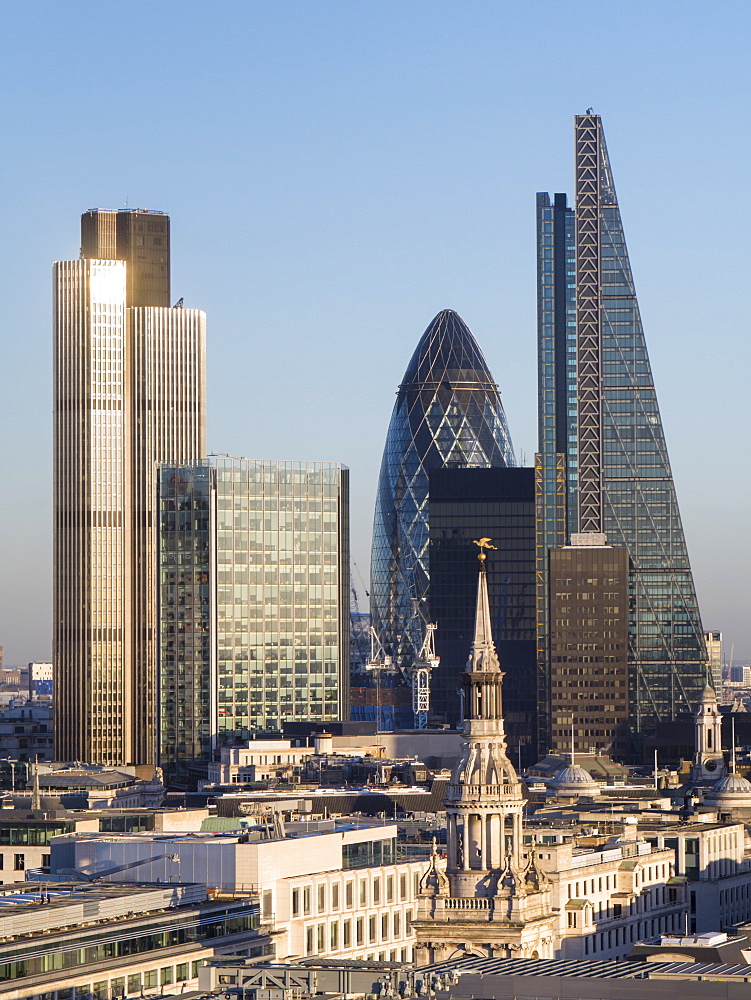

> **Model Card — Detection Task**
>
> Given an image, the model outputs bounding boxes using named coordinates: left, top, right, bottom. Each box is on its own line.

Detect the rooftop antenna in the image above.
left=732, top=716, right=737, bottom=774
left=570, top=718, right=575, bottom=766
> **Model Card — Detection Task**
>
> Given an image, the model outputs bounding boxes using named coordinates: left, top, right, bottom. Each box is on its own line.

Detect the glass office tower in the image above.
left=371, top=309, right=515, bottom=674
left=536, top=114, right=707, bottom=744
left=428, top=467, right=536, bottom=758
left=159, top=457, right=349, bottom=785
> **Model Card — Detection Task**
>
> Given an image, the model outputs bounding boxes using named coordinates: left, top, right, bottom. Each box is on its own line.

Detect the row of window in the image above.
left=292, top=867, right=416, bottom=916
left=34, top=959, right=204, bottom=1000
left=304, top=911, right=413, bottom=954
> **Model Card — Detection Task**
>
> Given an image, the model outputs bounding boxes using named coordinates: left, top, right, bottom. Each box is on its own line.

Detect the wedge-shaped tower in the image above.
left=537, top=115, right=707, bottom=742
left=371, top=309, right=515, bottom=672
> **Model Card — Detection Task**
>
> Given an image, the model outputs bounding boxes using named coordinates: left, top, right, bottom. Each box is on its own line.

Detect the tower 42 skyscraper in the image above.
left=536, top=115, right=707, bottom=745
left=54, top=210, right=206, bottom=766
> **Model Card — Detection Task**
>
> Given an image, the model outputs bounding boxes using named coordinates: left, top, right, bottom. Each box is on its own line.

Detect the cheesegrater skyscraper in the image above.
left=536, top=114, right=707, bottom=752
left=54, top=210, right=206, bottom=766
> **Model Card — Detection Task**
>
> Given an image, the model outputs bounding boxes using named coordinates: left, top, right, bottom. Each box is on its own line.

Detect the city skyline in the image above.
left=1, top=3, right=749, bottom=666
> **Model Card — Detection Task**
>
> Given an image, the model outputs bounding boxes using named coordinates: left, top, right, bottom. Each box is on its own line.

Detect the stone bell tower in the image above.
left=412, top=540, right=556, bottom=962
left=692, top=684, right=726, bottom=784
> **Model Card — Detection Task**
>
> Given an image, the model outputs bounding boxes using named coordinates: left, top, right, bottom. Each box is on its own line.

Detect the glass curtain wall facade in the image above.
left=428, top=468, right=536, bottom=759
left=54, top=210, right=206, bottom=766
left=371, top=309, right=515, bottom=676
left=159, top=458, right=349, bottom=785
left=536, top=115, right=707, bottom=744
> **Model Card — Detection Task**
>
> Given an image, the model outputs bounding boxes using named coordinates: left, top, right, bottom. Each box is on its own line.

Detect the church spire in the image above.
left=466, top=538, right=502, bottom=675
left=462, top=540, right=506, bottom=735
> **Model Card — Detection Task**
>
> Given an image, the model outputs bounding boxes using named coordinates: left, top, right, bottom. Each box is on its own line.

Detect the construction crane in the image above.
left=364, top=627, right=397, bottom=731
left=57, top=852, right=181, bottom=882
left=410, top=619, right=439, bottom=729
left=393, top=506, right=440, bottom=728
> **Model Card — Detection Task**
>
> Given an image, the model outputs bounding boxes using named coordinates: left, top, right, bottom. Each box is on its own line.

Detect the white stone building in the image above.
left=49, top=821, right=425, bottom=962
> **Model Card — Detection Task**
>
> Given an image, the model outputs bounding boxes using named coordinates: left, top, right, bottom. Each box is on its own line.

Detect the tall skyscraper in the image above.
left=536, top=115, right=707, bottom=750
left=428, top=467, right=536, bottom=755
left=54, top=209, right=206, bottom=766
left=371, top=309, right=515, bottom=675
left=158, top=457, right=349, bottom=786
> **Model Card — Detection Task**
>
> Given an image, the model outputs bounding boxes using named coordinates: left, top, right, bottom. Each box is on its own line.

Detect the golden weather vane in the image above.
left=472, top=537, right=497, bottom=562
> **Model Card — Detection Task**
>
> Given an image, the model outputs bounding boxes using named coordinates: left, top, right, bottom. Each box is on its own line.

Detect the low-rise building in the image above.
left=0, top=701, right=54, bottom=761
left=0, top=880, right=268, bottom=1000
left=522, top=825, right=686, bottom=959
left=48, top=821, right=425, bottom=963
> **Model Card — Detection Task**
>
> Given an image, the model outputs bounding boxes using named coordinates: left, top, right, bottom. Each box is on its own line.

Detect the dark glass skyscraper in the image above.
left=428, top=467, right=536, bottom=757
left=537, top=114, right=707, bottom=745
left=371, top=309, right=515, bottom=675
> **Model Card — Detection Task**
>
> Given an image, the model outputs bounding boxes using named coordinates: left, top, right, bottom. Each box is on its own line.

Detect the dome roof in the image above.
left=549, top=763, right=601, bottom=797
left=707, top=771, right=751, bottom=799
left=698, top=684, right=717, bottom=705
left=400, top=310, right=498, bottom=394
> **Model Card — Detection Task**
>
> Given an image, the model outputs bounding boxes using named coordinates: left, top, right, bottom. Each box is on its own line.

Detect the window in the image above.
left=369, top=915, right=377, bottom=942
left=192, top=961, right=203, bottom=978
left=303, top=886, right=311, bottom=914
left=373, top=878, right=381, bottom=903
left=318, top=884, right=326, bottom=912
left=127, top=975, right=141, bottom=994
left=160, top=967, right=173, bottom=986
left=111, top=979, right=125, bottom=998
left=393, top=911, right=401, bottom=937
left=360, top=881, right=367, bottom=906
left=292, top=888, right=300, bottom=916
left=330, top=921, right=338, bottom=949
left=93, top=983, right=107, bottom=1000
left=317, top=924, right=325, bottom=951
left=381, top=914, right=389, bottom=939
left=13, top=854, right=24, bottom=871
left=346, top=881, right=353, bottom=907
left=332, top=883, right=340, bottom=910
left=400, top=874, right=407, bottom=900
left=356, top=917, right=364, bottom=945
left=144, top=971, right=157, bottom=988
left=343, top=919, right=351, bottom=947
left=406, top=909, right=412, bottom=933
left=387, top=875, right=394, bottom=902
left=306, top=927, right=314, bottom=954
left=176, top=963, right=189, bottom=982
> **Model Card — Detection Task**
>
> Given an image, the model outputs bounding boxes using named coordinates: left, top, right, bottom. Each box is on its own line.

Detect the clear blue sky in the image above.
left=1, top=1, right=749, bottom=666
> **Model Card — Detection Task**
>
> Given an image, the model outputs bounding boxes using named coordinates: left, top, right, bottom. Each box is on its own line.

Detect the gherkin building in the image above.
left=371, top=309, right=516, bottom=672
